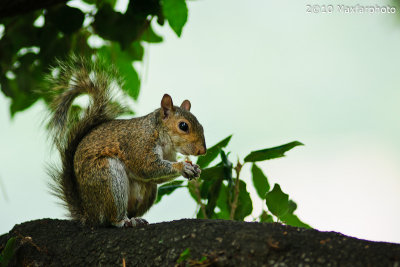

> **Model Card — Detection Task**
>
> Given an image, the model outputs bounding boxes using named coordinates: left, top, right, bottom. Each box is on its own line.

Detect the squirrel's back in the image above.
left=73, top=113, right=157, bottom=176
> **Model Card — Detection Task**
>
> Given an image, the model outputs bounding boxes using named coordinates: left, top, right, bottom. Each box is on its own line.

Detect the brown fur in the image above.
left=47, top=56, right=206, bottom=226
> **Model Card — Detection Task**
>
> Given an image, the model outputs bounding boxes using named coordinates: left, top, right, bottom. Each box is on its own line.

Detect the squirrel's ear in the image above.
left=180, top=100, right=191, bottom=111
left=161, top=94, right=174, bottom=119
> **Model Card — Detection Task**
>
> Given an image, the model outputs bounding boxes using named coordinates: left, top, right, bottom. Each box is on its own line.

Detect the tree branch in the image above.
left=1, top=219, right=399, bottom=266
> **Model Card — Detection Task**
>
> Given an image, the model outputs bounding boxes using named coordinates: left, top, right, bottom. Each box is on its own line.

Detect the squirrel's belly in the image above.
left=127, top=181, right=157, bottom=217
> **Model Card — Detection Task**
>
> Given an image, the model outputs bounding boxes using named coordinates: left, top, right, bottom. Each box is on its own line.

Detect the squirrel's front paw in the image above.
left=181, top=161, right=201, bottom=180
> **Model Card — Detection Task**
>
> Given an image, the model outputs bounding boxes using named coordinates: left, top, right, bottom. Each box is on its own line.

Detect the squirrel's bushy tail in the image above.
left=47, top=55, right=127, bottom=221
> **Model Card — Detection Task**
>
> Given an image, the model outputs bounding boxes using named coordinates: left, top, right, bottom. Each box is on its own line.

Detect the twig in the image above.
left=192, top=180, right=208, bottom=219
left=230, top=160, right=243, bottom=220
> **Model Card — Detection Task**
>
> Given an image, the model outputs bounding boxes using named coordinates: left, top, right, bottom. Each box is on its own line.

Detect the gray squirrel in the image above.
left=47, top=56, right=206, bottom=227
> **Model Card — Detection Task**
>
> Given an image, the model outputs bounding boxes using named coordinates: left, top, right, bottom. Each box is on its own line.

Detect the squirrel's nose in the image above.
left=197, top=145, right=206, bottom=155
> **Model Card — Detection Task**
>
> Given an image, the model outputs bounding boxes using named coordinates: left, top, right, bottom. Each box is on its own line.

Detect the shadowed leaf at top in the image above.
left=46, top=6, right=84, bottom=34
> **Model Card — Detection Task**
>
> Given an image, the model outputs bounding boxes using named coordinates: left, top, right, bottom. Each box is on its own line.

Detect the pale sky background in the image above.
left=1, top=0, right=400, bottom=244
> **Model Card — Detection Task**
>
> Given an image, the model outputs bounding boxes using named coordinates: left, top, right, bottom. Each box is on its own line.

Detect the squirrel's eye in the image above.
left=179, top=121, right=189, bottom=132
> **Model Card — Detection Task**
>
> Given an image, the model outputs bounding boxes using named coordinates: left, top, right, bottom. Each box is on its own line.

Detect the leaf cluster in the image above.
left=0, top=0, right=188, bottom=116
left=157, top=137, right=310, bottom=228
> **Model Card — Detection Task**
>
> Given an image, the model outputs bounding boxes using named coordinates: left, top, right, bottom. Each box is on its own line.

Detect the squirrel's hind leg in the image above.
left=77, top=157, right=129, bottom=226
left=108, top=158, right=149, bottom=227
left=107, top=157, right=131, bottom=226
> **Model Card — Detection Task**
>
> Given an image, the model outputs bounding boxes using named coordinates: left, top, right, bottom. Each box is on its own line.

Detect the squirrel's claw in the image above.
left=182, top=162, right=201, bottom=180
left=130, top=217, right=148, bottom=226
left=120, top=217, right=148, bottom=227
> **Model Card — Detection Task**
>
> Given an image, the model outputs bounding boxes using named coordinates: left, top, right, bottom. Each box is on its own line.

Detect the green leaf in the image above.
left=251, top=163, right=270, bottom=199
left=1, top=51, right=44, bottom=116
left=187, top=180, right=199, bottom=201
left=2, top=72, right=39, bottom=117
left=155, top=180, right=185, bottom=203
left=265, top=184, right=290, bottom=218
left=200, top=165, right=224, bottom=181
left=288, top=200, right=297, bottom=214
left=126, top=42, right=144, bottom=62
left=279, top=199, right=310, bottom=228
left=46, top=6, right=84, bottom=34
left=234, top=180, right=253, bottom=220
left=205, top=175, right=224, bottom=218
left=0, top=237, right=16, bottom=267
left=199, top=150, right=234, bottom=218
left=98, top=44, right=140, bottom=100
left=215, top=183, right=230, bottom=219
left=196, top=206, right=206, bottom=219
left=38, top=24, right=70, bottom=65
left=200, top=179, right=213, bottom=199
left=141, top=25, right=163, bottom=43
left=9, top=90, right=37, bottom=117
left=197, top=135, right=232, bottom=168
left=280, top=213, right=311, bottom=229
left=81, top=0, right=96, bottom=4
left=244, top=141, right=304, bottom=163
left=220, top=150, right=233, bottom=183
left=114, top=58, right=140, bottom=100
left=260, top=211, right=274, bottom=223
left=177, top=248, right=191, bottom=263
left=162, top=0, right=188, bottom=37
left=93, top=4, right=145, bottom=48
left=103, top=0, right=117, bottom=8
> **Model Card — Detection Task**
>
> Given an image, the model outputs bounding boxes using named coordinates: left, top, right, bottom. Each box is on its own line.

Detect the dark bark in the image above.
left=0, top=218, right=399, bottom=266
left=0, top=0, right=67, bottom=18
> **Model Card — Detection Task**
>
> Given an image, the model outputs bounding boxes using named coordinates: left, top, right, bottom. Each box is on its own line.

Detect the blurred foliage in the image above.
left=0, top=237, right=16, bottom=267
left=0, top=0, right=189, bottom=116
left=157, top=137, right=311, bottom=228
left=0, top=0, right=310, bottom=229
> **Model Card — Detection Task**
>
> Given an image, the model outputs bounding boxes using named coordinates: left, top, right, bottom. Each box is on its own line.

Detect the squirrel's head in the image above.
left=160, top=94, right=206, bottom=156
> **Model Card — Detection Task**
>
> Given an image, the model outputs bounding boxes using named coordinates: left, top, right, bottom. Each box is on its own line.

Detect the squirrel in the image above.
left=47, top=56, right=206, bottom=227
